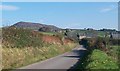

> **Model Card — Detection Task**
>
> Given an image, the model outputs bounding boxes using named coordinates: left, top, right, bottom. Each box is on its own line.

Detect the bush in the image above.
left=109, top=38, right=120, bottom=45
left=80, top=37, right=107, bottom=51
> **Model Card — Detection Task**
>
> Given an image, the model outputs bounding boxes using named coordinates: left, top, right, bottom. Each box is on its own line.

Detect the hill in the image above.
left=12, top=21, right=61, bottom=32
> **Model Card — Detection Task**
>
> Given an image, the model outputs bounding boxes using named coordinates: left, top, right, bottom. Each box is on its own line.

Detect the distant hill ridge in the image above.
left=12, top=21, right=61, bottom=32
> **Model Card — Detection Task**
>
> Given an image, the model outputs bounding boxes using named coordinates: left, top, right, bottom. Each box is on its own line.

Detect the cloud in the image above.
left=100, top=5, right=117, bottom=13
left=100, top=8, right=112, bottom=12
left=0, top=5, right=19, bottom=11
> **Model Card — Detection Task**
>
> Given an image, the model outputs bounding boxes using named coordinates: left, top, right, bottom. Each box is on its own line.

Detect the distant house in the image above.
left=78, top=33, right=86, bottom=39
left=110, top=32, right=120, bottom=39
left=78, top=32, right=96, bottom=39
left=85, top=32, right=97, bottom=38
left=58, top=30, right=63, bottom=33
left=79, top=32, right=97, bottom=39
left=79, top=35, right=86, bottom=39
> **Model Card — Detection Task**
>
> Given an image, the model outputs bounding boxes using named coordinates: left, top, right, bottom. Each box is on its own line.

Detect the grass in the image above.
left=2, top=43, right=76, bottom=69
left=2, top=27, right=77, bottom=69
left=2, top=27, right=43, bottom=48
left=97, top=31, right=106, bottom=37
left=76, top=49, right=119, bottom=69
left=76, top=37, right=119, bottom=70
left=0, top=45, right=2, bottom=71
left=106, top=45, right=120, bottom=62
left=86, top=49, right=118, bottom=69
left=39, top=31, right=57, bottom=36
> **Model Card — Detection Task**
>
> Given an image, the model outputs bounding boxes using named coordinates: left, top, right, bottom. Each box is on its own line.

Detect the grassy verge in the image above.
left=76, top=37, right=119, bottom=70
left=106, top=45, right=120, bottom=62
left=76, top=49, right=118, bottom=69
left=86, top=49, right=118, bottom=69
left=2, top=43, right=77, bottom=69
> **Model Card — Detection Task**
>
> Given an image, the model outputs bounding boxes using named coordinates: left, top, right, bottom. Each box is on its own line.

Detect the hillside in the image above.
left=2, top=27, right=76, bottom=69
left=2, top=27, right=73, bottom=48
left=2, top=27, right=43, bottom=48
left=12, top=21, right=61, bottom=32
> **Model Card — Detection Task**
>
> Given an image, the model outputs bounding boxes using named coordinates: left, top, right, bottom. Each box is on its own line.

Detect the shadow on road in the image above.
left=63, top=56, right=80, bottom=58
left=63, top=46, right=88, bottom=71
left=63, top=50, right=87, bottom=59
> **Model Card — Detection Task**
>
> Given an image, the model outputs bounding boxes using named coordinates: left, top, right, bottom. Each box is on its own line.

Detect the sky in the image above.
left=1, top=2, right=118, bottom=30
left=1, top=0, right=119, bottom=2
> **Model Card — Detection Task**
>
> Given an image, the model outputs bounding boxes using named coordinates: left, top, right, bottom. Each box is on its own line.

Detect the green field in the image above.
left=39, top=31, right=57, bottom=36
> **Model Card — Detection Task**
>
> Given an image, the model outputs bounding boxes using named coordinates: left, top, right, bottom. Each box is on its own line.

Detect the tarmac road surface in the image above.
left=19, top=45, right=87, bottom=70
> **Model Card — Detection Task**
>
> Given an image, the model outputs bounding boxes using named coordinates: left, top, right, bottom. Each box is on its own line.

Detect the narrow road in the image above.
left=20, top=45, right=87, bottom=69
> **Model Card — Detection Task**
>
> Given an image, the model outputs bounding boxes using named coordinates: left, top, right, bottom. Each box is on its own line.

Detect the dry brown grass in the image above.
left=2, top=43, right=76, bottom=69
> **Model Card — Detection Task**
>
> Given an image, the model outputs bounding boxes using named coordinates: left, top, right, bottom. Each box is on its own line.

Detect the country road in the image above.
left=19, top=45, right=87, bottom=70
